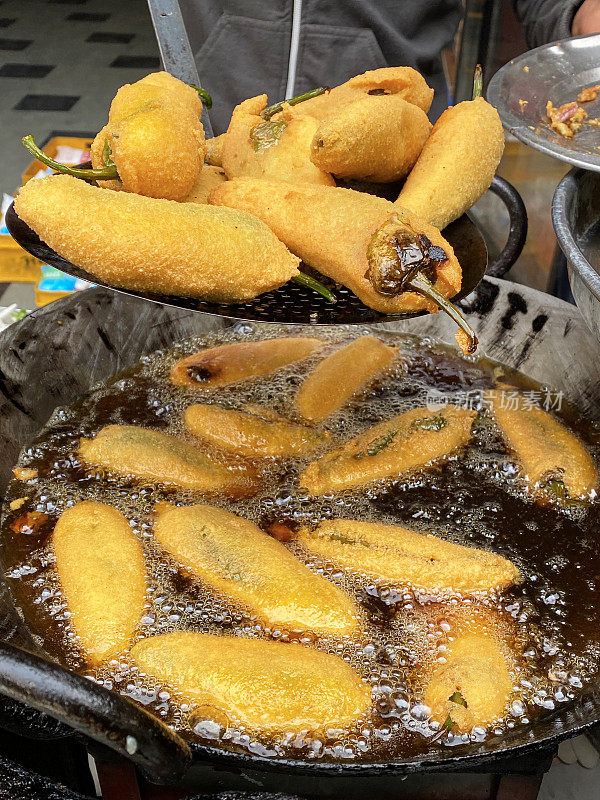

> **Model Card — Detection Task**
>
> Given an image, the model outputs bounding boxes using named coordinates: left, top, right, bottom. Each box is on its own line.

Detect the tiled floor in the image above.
left=0, top=0, right=158, bottom=198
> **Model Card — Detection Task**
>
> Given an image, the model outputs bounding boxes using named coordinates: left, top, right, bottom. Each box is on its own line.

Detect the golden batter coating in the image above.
left=184, top=404, right=330, bottom=457
left=130, top=632, right=371, bottom=732
left=424, top=608, right=515, bottom=732
left=205, top=133, right=225, bottom=166
left=170, top=338, right=323, bottom=389
left=78, top=425, right=258, bottom=497
left=53, top=501, right=146, bottom=666
left=310, top=94, right=431, bottom=182
left=14, top=175, right=300, bottom=304
left=299, top=405, right=475, bottom=494
left=397, top=97, right=505, bottom=230
left=91, top=72, right=205, bottom=201
left=289, top=67, right=434, bottom=121
left=92, top=108, right=204, bottom=201
left=110, top=71, right=204, bottom=121
left=297, top=518, right=520, bottom=595
left=296, top=335, right=396, bottom=422
left=222, top=95, right=334, bottom=185
left=152, top=504, right=359, bottom=635
left=488, top=390, right=598, bottom=501
left=210, top=179, right=461, bottom=314
left=185, top=165, right=228, bottom=204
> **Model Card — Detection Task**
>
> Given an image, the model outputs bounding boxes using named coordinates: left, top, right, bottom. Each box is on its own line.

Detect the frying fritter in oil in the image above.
left=152, top=504, right=359, bottom=635
left=78, top=425, right=258, bottom=497
left=14, top=176, right=300, bottom=304
left=299, top=405, right=475, bottom=494
left=210, top=179, right=462, bottom=314
left=287, top=67, right=433, bottom=121
left=296, top=335, right=396, bottom=422
left=423, top=607, right=516, bottom=732
left=488, top=390, right=598, bottom=501
left=91, top=71, right=205, bottom=201
left=184, top=404, right=330, bottom=457
left=310, top=94, right=431, bottom=183
left=130, top=632, right=371, bottom=732
left=170, top=337, right=323, bottom=389
left=53, top=501, right=146, bottom=666
left=297, top=519, right=520, bottom=595
left=185, top=165, right=227, bottom=204
left=222, top=95, right=334, bottom=185
left=397, top=97, right=504, bottom=230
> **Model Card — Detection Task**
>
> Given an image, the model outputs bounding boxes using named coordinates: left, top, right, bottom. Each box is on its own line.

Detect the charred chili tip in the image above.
left=366, top=213, right=441, bottom=296
left=292, top=272, right=337, bottom=303
left=22, top=135, right=119, bottom=182
left=188, top=83, right=213, bottom=109
left=366, top=214, right=478, bottom=354
left=261, top=86, right=330, bottom=120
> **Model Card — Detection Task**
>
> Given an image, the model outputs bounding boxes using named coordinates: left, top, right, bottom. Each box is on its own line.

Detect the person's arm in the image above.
left=572, top=0, right=600, bottom=35
left=512, top=0, right=600, bottom=47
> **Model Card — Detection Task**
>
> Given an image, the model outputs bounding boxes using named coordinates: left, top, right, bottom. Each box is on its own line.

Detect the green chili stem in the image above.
left=408, top=272, right=478, bottom=354
left=292, top=272, right=337, bottom=303
left=102, top=138, right=115, bottom=168
left=22, top=135, right=119, bottom=181
left=188, top=84, right=213, bottom=109
left=430, top=715, right=455, bottom=742
left=261, top=86, right=330, bottom=120
left=473, top=64, right=483, bottom=100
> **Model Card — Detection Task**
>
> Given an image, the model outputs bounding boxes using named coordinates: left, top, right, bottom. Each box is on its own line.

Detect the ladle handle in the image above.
left=486, top=175, right=528, bottom=278
left=0, top=641, right=191, bottom=784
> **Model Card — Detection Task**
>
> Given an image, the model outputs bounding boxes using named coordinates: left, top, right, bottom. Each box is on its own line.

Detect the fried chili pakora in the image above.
left=130, top=632, right=371, bottom=732
left=397, top=96, right=504, bottom=230
left=184, top=403, right=330, bottom=457
left=487, top=390, right=598, bottom=501
left=170, top=337, right=322, bottom=389
left=297, top=519, right=520, bottom=595
left=185, top=165, right=227, bottom=204
left=205, top=133, right=225, bottom=166
left=210, top=179, right=463, bottom=316
left=14, top=175, right=300, bottom=303
left=222, top=95, right=334, bottom=186
left=53, top=501, right=146, bottom=666
left=423, top=607, right=516, bottom=732
left=296, top=336, right=396, bottom=422
left=299, top=405, right=476, bottom=494
left=92, top=71, right=206, bottom=201
left=310, top=94, right=431, bottom=183
left=287, top=67, right=433, bottom=121
left=152, top=504, right=359, bottom=635
left=78, top=425, right=258, bottom=497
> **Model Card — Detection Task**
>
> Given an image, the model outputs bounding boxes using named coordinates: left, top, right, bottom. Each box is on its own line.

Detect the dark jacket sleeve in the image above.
left=512, top=0, right=583, bottom=47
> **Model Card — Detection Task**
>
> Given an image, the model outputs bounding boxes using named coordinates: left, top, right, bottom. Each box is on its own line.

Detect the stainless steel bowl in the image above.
left=552, top=168, right=600, bottom=342
left=488, top=33, right=600, bottom=172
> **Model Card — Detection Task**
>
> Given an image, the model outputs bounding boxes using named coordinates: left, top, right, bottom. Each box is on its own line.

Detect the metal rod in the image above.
left=146, top=0, right=214, bottom=138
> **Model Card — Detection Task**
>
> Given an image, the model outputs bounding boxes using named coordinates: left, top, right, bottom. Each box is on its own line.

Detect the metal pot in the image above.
left=552, top=168, right=600, bottom=343
left=0, top=280, right=599, bottom=794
